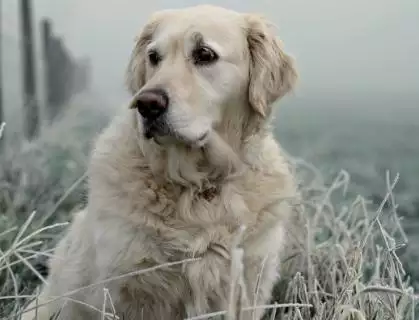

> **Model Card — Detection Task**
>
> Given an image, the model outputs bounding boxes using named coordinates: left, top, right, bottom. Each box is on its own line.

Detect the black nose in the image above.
left=134, top=89, right=169, bottom=121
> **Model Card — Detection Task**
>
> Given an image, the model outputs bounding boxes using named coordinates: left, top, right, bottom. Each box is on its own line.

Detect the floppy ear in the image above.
left=245, top=15, right=298, bottom=117
left=125, top=15, right=161, bottom=96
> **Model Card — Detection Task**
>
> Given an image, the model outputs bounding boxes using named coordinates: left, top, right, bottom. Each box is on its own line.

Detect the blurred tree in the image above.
left=42, top=19, right=85, bottom=122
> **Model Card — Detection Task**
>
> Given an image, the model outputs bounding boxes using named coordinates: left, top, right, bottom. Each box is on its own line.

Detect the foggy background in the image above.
left=3, top=0, right=419, bottom=110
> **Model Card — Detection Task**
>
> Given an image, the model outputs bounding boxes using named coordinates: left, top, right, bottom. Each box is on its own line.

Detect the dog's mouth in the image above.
left=143, top=119, right=210, bottom=147
left=143, top=118, right=171, bottom=140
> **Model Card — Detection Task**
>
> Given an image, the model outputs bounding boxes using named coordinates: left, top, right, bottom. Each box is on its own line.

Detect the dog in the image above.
left=21, top=5, right=298, bottom=320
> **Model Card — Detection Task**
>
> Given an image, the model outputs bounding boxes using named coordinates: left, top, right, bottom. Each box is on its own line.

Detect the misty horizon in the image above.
left=2, top=0, right=418, bottom=111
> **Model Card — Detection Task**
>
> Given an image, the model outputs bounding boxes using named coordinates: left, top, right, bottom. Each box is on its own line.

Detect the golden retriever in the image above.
left=21, top=4, right=298, bottom=320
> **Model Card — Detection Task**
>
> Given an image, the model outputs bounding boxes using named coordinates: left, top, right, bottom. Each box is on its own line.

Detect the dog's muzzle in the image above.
left=131, top=89, right=170, bottom=139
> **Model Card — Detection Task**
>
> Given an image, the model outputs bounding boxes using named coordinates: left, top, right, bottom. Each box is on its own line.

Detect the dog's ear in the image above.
left=125, top=14, right=162, bottom=96
left=245, top=14, right=298, bottom=117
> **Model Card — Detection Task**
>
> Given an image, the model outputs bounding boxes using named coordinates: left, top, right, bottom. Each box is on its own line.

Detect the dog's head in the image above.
left=127, top=5, right=297, bottom=147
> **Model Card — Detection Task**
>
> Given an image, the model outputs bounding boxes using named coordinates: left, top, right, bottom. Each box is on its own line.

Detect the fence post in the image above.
left=0, top=0, right=4, bottom=149
left=41, top=18, right=54, bottom=123
left=19, top=0, right=39, bottom=140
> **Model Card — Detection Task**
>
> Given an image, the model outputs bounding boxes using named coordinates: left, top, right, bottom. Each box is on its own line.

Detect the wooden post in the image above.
left=50, top=36, right=65, bottom=117
left=0, top=0, right=4, bottom=148
left=41, top=18, right=53, bottom=123
left=19, top=0, right=39, bottom=140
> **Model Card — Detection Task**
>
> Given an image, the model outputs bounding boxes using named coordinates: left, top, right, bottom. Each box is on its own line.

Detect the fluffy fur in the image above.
left=22, top=5, right=298, bottom=320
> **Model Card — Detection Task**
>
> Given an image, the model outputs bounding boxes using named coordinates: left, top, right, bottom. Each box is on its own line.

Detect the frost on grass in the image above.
left=271, top=157, right=417, bottom=320
left=0, top=109, right=417, bottom=319
left=0, top=102, right=108, bottom=317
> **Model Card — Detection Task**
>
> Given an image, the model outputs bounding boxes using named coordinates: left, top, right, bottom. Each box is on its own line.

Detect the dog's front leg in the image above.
left=240, top=254, right=280, bottom=320
left=183, top=247, right=231, bottom=319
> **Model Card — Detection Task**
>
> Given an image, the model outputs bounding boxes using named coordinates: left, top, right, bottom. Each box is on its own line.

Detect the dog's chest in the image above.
left=140, top=180, right=256, bottom=257
left=129, top=165, right=287, bottom=263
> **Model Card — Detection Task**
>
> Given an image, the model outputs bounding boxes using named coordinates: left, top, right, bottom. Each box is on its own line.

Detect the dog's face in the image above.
left=127, top=5, right=297, bottom=147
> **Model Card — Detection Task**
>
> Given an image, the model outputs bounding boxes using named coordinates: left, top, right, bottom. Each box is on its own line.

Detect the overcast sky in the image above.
left=3, top=0, right=419, bottom=107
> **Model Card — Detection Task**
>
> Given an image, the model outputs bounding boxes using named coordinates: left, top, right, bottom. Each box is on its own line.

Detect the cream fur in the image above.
left=21, top=5, right=298, bottom=320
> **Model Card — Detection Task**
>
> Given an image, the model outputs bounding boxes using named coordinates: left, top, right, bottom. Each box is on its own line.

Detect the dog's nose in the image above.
left=135, top=89, right=169, bottom=121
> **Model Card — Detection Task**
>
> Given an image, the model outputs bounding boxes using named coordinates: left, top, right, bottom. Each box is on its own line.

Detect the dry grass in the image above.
left=270, top=157, right=417, bottom=320
left=0, top=105, right=417, bottom=319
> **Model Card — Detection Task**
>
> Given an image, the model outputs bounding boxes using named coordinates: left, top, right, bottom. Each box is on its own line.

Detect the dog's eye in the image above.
left=192, top=47, right=218, bottom=65
left=148, top=50, right=161, bottom=66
